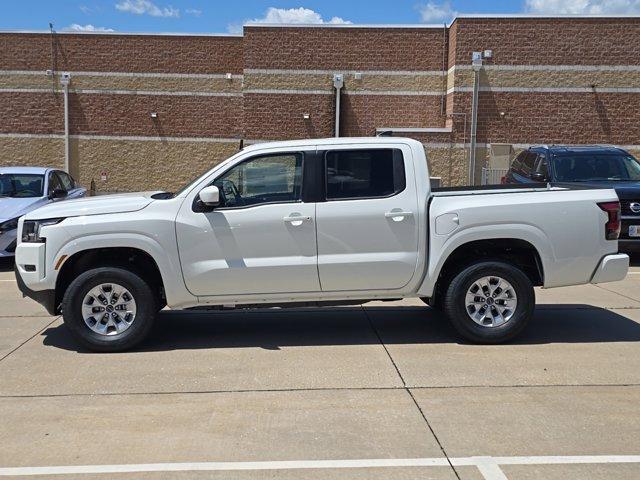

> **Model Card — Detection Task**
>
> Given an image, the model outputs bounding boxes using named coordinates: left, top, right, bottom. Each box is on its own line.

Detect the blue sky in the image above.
left=1, top=1, right=639, bottom=34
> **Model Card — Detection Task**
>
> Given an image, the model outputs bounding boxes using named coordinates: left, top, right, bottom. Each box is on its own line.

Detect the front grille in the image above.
left=5, top=239, right=16, bottom=253
left=621, top=200, right=640, bottom=216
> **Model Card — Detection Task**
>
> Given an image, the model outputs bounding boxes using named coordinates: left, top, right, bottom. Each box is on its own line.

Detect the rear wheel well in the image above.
left=431, top=239, right=543, bottom=304
left=55, top=247, right=166, bottom=314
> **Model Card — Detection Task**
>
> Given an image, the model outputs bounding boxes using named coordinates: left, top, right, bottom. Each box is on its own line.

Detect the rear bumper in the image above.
left=618, top=239, right=640, bottom=253
left=590, top=253, right=629, bottom=284
left=14, top=264, right=58, bottom=316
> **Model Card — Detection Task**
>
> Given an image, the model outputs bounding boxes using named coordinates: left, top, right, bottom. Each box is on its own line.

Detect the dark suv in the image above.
left=504, top=145, right=640, bottom=253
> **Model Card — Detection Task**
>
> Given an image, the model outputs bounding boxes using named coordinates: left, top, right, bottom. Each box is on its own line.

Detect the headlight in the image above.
left=0, top=217, right=19, bottom=234
left=21, top=218, right=65, bottom=243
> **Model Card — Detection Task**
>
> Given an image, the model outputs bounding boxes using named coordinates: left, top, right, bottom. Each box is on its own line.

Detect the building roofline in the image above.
left=454, top=13, right=640, bottom=20
left=0, top=29, right=243, bottom=37
left=1, top=13, right=638, bottom=38
left=244, top=23, right=446, bottom=29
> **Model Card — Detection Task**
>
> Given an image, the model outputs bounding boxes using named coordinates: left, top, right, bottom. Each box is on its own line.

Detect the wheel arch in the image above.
left=419, top=234, right=547, bottom=301
left=55, top=247, right=167, bottom=314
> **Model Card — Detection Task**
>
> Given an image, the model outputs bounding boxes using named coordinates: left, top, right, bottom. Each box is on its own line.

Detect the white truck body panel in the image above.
left=15, top=137, right=628, bottom=313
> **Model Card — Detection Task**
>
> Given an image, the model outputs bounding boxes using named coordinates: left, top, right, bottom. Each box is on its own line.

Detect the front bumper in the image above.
left=590, top=253, right=629, bottom=284
left=14, top=264, right=58, bottom=315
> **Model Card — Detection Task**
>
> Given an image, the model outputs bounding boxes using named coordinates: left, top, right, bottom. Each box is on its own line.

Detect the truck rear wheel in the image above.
left=443, top=261, right=534, bottom=344
left=62, top=267, right=157, bottom=352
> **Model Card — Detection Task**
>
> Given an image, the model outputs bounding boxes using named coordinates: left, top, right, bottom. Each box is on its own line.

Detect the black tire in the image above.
left=443, top=260, right=534, bottom=344
left=62, top=267, right=158, bottom=352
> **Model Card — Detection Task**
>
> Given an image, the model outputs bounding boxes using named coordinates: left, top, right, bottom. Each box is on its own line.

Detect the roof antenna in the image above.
left=238, top=139, right=244, bottom=150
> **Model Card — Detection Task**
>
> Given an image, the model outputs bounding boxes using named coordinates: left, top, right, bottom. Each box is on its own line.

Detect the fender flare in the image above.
left=54, top=232, right=192, bottom=306
left=417, top=223, right=552, bottom=297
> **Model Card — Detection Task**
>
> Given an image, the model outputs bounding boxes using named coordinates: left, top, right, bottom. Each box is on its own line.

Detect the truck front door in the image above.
left=176, top=151, right=320, bottom=297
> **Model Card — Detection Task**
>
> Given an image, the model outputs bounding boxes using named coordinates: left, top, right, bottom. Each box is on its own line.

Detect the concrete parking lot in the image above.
left=1, top=259, right=640, bottom=479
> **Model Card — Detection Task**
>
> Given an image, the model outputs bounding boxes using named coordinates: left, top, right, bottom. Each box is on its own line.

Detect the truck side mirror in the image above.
left=199, top=185, right=220, bottom=207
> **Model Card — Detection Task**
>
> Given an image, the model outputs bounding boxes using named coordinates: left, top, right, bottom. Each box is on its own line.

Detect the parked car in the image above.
left=503, top=145, right=640, bottom=253
left=15, top=138, right=628, bottom=351
left=0, top=167, right=85, bottom=258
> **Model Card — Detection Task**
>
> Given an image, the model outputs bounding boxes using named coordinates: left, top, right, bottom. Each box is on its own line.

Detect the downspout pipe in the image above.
left=60, top=72, right=71, bottom=173
left=469, top=53, right=483, bottom=185
left=332, top=74, right=344, bottom=137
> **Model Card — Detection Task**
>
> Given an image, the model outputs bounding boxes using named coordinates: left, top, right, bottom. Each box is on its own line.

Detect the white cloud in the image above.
left=115, top=0, right=179, bottom=18
left=79, top=5, right=92, bottom=14
left=185, top=8, right=202, bottom=16
left=64, top=23, right=115, bottom=32
left=229, top=7, right=351, bottom=33
left=418, top=1, right=457, bottom=23
left=525, top=0, right=640, bottom=14
left=246, top=7, right=351, bottom=25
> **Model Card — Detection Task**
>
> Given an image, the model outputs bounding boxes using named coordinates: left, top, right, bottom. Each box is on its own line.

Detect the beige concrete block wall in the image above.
left=244, top=73, right=445, bottom=93
left=0, top=73, right=243, bottom=94
left=0, top=137, right=64, bottom=169
left=425, top=146, right=469, bottom=187
left=453, top=69, right=640, bottom=89
left=72, top=139, right=240, bottom=193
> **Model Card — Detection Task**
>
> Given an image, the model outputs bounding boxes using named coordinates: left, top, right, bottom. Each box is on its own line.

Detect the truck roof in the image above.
left=530, top=145, right=628, bottom=155
left=0, top=166, right=51, bottom=175
left=242, top=137, right=423, bottom=152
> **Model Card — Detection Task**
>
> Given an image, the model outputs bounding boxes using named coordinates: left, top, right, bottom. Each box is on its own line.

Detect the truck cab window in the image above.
left=325, top=149, right=405, bottom=200
left=213, top=153, right=303, bottom=208
left=48, top=171, right=63, bottom=195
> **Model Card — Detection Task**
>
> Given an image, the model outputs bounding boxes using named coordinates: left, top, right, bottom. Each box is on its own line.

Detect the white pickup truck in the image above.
left=15, top=137, right=629, bottom=351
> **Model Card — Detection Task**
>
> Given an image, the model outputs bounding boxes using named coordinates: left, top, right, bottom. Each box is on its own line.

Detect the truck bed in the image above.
left=432, top=182, right=596, bottom=197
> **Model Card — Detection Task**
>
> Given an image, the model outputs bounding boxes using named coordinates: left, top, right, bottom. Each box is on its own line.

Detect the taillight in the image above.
left=598, top=201, right=621, bottom=240
left=500, top=176, right=507, bottom=184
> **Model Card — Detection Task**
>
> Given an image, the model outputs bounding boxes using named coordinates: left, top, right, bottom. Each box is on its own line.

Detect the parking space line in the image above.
left=473, top=457, right=509, bottom=480
left=0, top=458, right=452, bottom=476
left=487, top=455, right=640, bottom=465
left=1, top=455, right=639, bottom=477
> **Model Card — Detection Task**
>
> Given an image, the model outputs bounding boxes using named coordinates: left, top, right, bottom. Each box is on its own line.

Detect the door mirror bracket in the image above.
left=195, top=185, right=221, bottom=212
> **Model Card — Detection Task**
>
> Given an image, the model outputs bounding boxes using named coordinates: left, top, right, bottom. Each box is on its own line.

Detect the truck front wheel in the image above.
left=61, top=267, right=158, bottom=352
left=443, top=261, right=534, bottom=344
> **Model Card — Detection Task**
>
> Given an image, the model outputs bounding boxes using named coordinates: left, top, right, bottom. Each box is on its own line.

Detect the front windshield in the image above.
left=553, top=153, right=640, bottom=182
left=0, top=174, right=44, bottom=198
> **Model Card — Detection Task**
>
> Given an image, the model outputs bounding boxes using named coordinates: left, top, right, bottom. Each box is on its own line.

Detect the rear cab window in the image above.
left=324, top=149, right=405, bottom=200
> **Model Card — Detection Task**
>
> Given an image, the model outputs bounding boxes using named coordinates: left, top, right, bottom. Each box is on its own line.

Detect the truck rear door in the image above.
left=315, top=144, right=420, bottom=291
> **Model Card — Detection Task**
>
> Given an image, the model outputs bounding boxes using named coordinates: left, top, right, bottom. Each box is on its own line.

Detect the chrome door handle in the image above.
left=284, top=215, right=311, bottom=224
left=385, top=210, right=413, bottom=220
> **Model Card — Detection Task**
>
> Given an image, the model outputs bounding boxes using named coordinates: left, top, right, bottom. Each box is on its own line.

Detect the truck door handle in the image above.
left=284, top=215, right=311, bottom=225
left=385, top=210, right=413, bottom=221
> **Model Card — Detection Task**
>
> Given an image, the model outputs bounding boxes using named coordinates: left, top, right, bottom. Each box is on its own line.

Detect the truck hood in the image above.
left=23, top=191, right=160, bottom=220
left=0, top=196, right=49, bottom=222
left=567, top=180, right=640, bottom=201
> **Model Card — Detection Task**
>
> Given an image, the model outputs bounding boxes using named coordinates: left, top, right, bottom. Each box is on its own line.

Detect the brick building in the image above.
left=1, top=15, right=639, bottom=192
